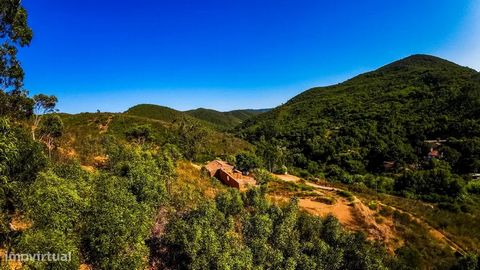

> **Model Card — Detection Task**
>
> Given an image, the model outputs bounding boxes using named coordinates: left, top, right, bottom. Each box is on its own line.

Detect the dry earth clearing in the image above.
left=268, top=174, right=465, bottom=253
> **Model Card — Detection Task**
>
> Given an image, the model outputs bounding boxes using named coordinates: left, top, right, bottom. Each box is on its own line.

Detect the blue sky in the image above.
left=19, top=0, right=480, bottom=113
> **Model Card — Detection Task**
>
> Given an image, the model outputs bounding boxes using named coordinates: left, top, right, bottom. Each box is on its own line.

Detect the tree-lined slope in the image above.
left=186, top=108, right=270, bottom=130
left=238, top=55, right=480, bottom=196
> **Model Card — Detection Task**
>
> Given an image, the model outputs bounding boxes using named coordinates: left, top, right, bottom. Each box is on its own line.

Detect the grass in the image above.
left=360, top=191, right=480, bottom=255
left=58, top=112, right=253, bottom=165
left=267, top=178, right=314, bottom=195
left=313, top=196, right=336, bottom=205
left=336, top=190, right=355, bottom=202
left=170, top=161, right=226, bottom=210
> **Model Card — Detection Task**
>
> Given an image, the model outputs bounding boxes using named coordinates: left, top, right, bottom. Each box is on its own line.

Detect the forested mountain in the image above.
left=125, top=104, right=268, bottom=131
left=185, top=108, right=270, bottom=130
left=125, top=104, right=198, bottom=123
left=238, top=55, right=480, bottom=200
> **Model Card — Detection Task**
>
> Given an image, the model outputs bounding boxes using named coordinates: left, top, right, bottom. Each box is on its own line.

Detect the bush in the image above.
left=254, top=168, right=275, bottom=185
left=314, top=196, right=336, bottom=205
left=158, top=188, right=392, bottom=269
left=367, top=200, right=378, bottom=210
left=337, top=190, right=354, bottom=202
left=235, top=152, right=262, bottom=173
left=466, top=180, right=480, bottom=194
left=276, top=165, right=288, bottom=175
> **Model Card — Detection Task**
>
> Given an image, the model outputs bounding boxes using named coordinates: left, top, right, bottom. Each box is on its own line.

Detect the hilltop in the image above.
left=236, top=54, right=480, bottom=261
left=125, top=104, right=269, bottom=131
left=185, top=107, right=270, bottom=130
left=58, top=107, right=253, bottom=165
left=238, top=54, right=480, bottom=175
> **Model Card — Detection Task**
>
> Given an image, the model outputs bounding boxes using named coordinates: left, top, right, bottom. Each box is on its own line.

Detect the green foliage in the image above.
left=466, top=180, right=480, bottom=194
left=38, top=114, right=63, bottom=138
left=158, top=188, right=392, bottom=269
left=254, top=168, right=275, bottom=185
left=0, top=117, right=46, bottom=212
left=0, top=0, right=34, bottom=118
left=126, top=104, right=196, bottom=123
left=235, top=152, right=262, bottom=173
left=452, top=254, right=480, bottom=270
left=109, top=146, right=169, bottom=209
left=185, top=108, right=269, bottom=130
left=59, top=109, right=252, bottom=164
left=394, top=160, right=465, bottom=201
left=37, top=113, right=64, bottom=157
left=0, top=115, right=178, bottom=269
left=125, top=124, right=153, bottom=144
left=19, top=228, right=81, bottom=270
left=0, top=89, right=33, bottom=119
left=215, top=188, right=244, bottom=216
left=164, top=202, right=252, bottom=270
left=337, top=190, right=355, bottom=201
left=238, top=55, right=480, bottom=202
left=24, top=171, right=85, bottom=232
left=33, top=94, right=58, bottom=115
left=82, top=173, right=151, bottom=270
left=255, top=136, right=286, bottom=172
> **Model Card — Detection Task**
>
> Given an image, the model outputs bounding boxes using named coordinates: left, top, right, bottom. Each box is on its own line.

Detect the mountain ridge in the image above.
left=238, top=54, right=480, bottom=175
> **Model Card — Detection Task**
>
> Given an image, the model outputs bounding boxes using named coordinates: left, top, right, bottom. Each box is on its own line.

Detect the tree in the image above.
left=235, top=153, right=261, bottom=174
left=37, top=114, right=63, bottom=157
left=24, top=171, right=84, bottom=232
left=176, top=120, right=208, bottom=160
left=32, top=94, right=58, bottom=140
left=83, top=174, right=150, bottom=270
left=215, top=189, right=243, bottom=217
left=19, top=170, right=84, bottom=270
left=162, top=202, right=253, bottom=270
left=253, top=168, right=275, bottom=185
left=0, top=0, right=34, bottom=118
left=255, top=136, right=285, bottom=172
left=125, top=124, right=153, bottom=145
left=0, top=117, right=46, bottom=252
left=19, top=228, right=81, bottom=270
left=0, top=89, right=33, bottom=118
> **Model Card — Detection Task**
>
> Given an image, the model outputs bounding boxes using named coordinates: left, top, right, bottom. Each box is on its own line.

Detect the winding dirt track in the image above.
left=374, top=201, right=467, bottom=255
left=271, top=174, right=467, bottom=255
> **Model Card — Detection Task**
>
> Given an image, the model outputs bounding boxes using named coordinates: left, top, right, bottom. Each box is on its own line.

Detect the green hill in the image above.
left=185, top=108, right=270, bottom=130
left=238, top=54, right=480, bottom=178
left=59, top=108, right=253, bottom=164
left=125, top=104, right=196, bottom=123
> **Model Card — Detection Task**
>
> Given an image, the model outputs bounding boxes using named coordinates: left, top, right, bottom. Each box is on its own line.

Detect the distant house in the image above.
left=204, top=160, right=256, bottom=190
left=424, top=139, right=446, bottom=160
left=428, top=148, right=441, bottom=159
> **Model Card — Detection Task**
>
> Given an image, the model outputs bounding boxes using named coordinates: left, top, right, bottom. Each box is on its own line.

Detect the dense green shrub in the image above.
left=158, top=188, right=392, bottom=269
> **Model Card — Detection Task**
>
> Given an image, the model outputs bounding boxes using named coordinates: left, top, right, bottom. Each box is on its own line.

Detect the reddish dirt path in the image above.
left=272, top=173, right=301, bottom=182
left=269, top=195, right=358, bottom=228
left=269, top=187, right=399, bottom=251
left=270, top=174, right=467, bottom=254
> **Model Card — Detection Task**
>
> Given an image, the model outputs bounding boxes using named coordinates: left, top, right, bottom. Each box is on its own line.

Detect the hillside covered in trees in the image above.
left=238, top=55, right=480, bottom=200
left=185, top=108, right=270, bottom=130
left=57, top=104, right=253, bottom=164
left=2, top=1, right=480, bottom=269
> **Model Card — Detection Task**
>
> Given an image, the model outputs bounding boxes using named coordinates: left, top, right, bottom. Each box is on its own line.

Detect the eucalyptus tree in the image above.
left=0, top=0, right=34, bottom=118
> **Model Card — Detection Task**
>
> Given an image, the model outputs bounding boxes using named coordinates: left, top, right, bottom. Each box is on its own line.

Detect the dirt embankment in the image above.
left=269, top=175, right=467, bottom=254
left=270, top=189, right=399, bottom=251
left=375, top=201, right=467, bottom=255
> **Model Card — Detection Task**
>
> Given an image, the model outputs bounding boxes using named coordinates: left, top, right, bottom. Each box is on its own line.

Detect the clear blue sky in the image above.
left=19, top=0, right=480, bottom=113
